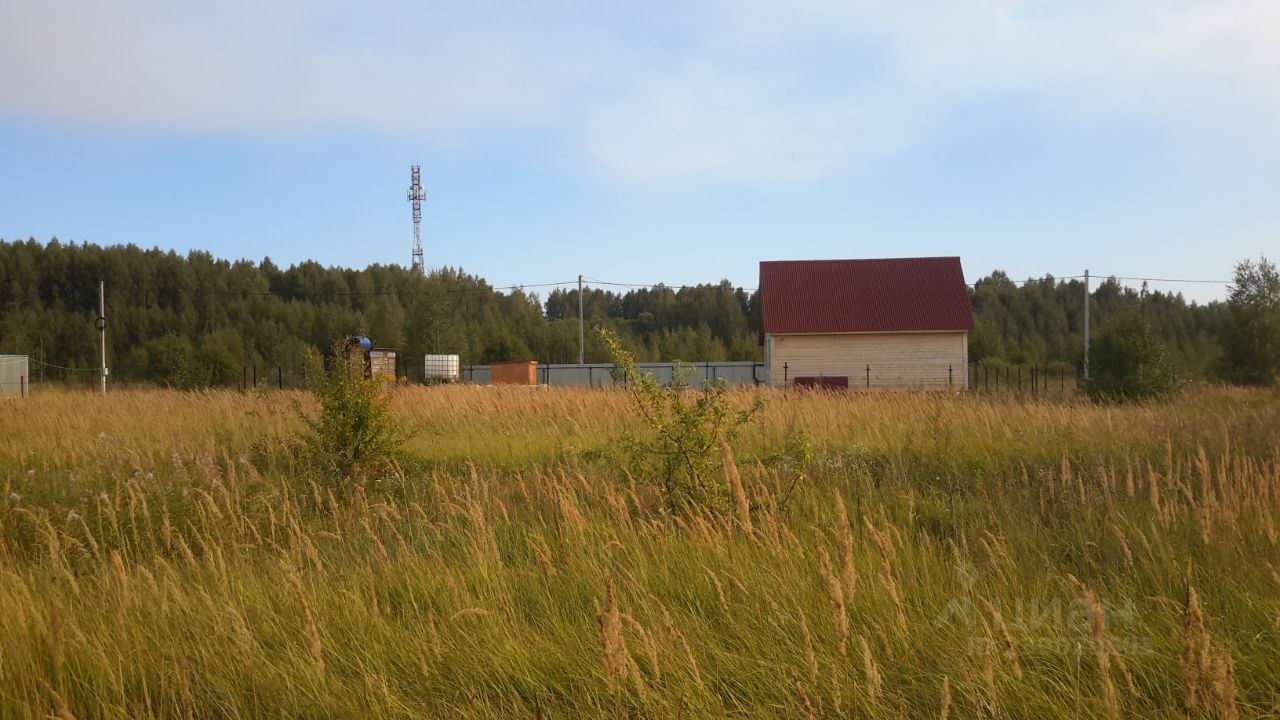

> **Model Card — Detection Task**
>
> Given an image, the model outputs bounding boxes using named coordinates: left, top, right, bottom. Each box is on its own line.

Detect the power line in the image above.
left=211, top=280, right=580, bottom=299
left=22, top=272, right=1236, bottom=304
left=968, top=274, right=1084, bottom=287
left=30, top=358, right=99, bottom=372
left=584, top=277, right=758, bottom=292
left=1109, top=276, right=1231, bottom=285
left=967, top=274, right=1233, bottom=288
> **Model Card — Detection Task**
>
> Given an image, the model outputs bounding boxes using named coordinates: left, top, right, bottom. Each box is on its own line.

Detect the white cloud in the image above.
left=2, top=0, right=1278, bottom=182
left=0, top=0, right=606, bottom=135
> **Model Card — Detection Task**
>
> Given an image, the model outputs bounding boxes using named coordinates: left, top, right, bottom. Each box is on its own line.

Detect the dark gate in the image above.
left=793, top=376, right=849, bottom=390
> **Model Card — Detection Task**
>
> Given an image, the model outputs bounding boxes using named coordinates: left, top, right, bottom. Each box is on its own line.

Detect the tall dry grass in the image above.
left=0, top=384, right=1277, bottom=717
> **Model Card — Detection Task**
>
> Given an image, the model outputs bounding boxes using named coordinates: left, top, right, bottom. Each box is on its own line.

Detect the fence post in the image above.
left=278, top=367, right=283, bottom=390
left=242, top=366, right=247, bottom=392
left=20, top=375, right=26, bottom=398
left=253, top=365, right=257, bottom=390
left=865, top=364, right=871, bottom=389
left=1017, top=366, right=1022, bottom=393
left=948, top=364, right=953, bottom=389
left=783, top=362, right=788, bottom=386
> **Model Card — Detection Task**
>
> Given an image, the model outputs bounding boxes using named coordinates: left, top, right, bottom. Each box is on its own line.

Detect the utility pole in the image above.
left=97, top=280, right=107, bottom=395
left=578, top=274, right=585, bottom=364
left=1082, top=269, right=1090, bottom=382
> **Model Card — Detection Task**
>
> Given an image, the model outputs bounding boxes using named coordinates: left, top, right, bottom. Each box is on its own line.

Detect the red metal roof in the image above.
left=760, top=257, right=974, bottom=334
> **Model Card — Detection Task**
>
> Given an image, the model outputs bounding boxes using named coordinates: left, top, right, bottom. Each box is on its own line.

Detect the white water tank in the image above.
left=0, top=355, right=29, bottom=397
left=423, top=354, right=460, bottom=383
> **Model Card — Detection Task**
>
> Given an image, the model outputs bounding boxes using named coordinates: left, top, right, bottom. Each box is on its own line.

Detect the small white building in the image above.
left=0, top=355, right=30, bottom=397
left=760, top=258, right=973, bottom=391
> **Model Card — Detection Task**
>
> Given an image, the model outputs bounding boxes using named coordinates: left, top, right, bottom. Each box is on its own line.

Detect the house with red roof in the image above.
left=759, top=257, right=974, bottom=390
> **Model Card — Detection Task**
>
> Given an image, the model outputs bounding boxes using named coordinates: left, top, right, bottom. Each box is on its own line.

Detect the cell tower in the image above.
left=407, top=164, right=426, bottom=274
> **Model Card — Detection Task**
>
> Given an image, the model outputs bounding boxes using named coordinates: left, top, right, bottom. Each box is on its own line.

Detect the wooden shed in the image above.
left=760, top=257, right=974, bottom=391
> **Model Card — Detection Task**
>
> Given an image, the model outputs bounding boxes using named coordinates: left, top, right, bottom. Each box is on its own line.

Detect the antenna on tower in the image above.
left=407, top=164, right=426, bottom=274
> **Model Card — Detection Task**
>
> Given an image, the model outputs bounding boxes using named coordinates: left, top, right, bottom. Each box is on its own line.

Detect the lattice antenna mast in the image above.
left=407, top=164, right=426, bottom=274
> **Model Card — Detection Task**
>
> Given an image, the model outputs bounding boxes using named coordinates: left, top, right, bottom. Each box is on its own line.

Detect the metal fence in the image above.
left=968, top=363, right=1081, bottom=396
left=462, top=362, right=765, bottom=387
left=458, top=361, right=1080, bottom=394
left=7, top=358, right=1081, bottom=396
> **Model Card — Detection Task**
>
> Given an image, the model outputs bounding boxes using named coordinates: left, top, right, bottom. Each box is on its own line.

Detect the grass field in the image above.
left=1, top=385, right=1279, bottom=718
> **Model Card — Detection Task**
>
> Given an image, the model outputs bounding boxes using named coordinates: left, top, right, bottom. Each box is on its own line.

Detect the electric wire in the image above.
left=28, top=358, right=99, bottom=372
left=1110, top=276, right=1231, bottom=285
left=213, top=280, right=580, bottom=299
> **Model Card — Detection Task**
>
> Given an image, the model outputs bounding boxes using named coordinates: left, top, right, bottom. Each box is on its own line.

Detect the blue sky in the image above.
left=2, top=1, right=1278, bottom=303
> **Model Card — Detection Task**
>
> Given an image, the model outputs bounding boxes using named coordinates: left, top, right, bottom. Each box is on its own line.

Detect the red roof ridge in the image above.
left=759, top=257, right=974, bottom=335
left=760, top=255, right=962, bottom=263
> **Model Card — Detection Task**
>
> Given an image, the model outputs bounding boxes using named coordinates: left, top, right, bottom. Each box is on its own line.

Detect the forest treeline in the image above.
left=0, top=238, right=1241, bottom=387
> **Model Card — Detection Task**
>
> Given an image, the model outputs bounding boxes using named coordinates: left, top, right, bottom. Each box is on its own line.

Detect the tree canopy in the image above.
left=1218, top=255, right=1280, bottom=386
left=0, top=238, right=1239, bottom=387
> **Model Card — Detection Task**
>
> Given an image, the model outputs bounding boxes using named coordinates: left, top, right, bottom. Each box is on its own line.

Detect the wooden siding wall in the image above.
left=767, top=332, right=968, bottom=390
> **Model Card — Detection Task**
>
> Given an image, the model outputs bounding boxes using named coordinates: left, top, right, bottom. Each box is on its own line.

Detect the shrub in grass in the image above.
left=599, top=327, right=764, bottom=510
left=299, top=341, right=402, bottom=480
left=1087, top=312, right=1177, bottom=402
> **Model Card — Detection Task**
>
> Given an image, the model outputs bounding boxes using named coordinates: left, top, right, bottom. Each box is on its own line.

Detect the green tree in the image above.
left=1087, top=312, right=1177, bottom=401
left=1219, top=255, right=1280, bottom=386
left=299, top=342, right=402, bottom=480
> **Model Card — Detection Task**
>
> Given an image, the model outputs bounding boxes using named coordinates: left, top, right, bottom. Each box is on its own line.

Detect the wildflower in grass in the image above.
left=66, top=510, right=80, bottom=523
left=8, top=492, right=19, bottom=504
left=197, top=454, right=222, bottom=483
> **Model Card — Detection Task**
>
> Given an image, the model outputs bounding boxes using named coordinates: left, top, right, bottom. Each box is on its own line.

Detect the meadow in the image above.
left=1, top=385, right=1278, bottom=718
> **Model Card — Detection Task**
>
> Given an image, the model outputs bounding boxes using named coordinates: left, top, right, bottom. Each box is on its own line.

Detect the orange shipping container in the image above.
left=490, top=360, right=538, bottom=385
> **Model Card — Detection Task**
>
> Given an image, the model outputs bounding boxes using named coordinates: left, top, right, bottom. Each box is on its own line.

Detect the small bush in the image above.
left=599, top=327, right=763, bottom=510
left=1087, top=312, right=1177, bottom=401
left=298, top=341, right=402, bottom=480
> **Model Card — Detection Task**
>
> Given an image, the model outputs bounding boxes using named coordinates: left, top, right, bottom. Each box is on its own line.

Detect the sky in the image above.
left=2, top=1, right=1278, bottom=304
